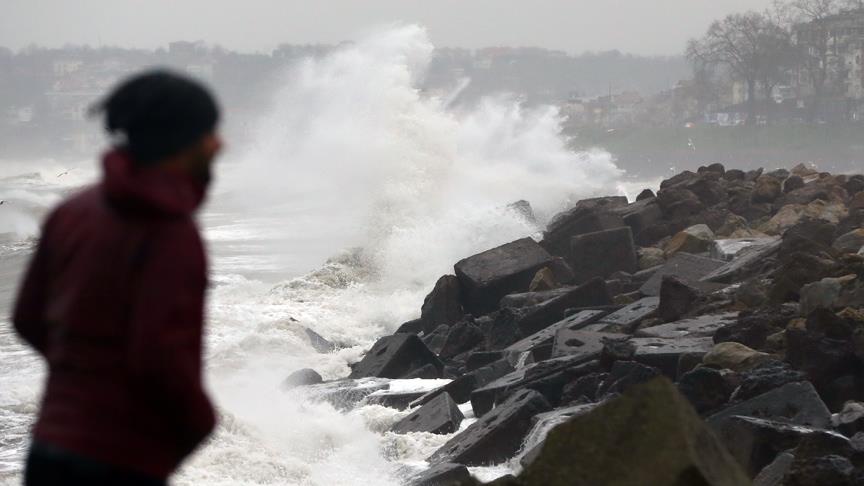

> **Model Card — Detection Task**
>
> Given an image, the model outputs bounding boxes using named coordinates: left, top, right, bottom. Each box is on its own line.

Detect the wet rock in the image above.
left=714, top=307, right=796, bottom=349
left=516, top=278, right=611, bottom=336
left=784, top=175, right=806, bottom=193
left=777, top=180, right=848, bottom=207
left=411, top=359, right=515, bottom=408
left=640, top=252, right=726, bottom=296
left=629, top=336, right=715, bottom=378
left=834, top=229, right=864, bottom=254
left=731, top=360, right=807, bottom=402
left=409, top=462, right=471, bottom=486
left=308, top=378, right=391, bottom=410
left=396, top=318, right=425, bottom=335
left=613, top=198, right=664, bottom=245
left=392, top=392, right=464, bottom=435
left=504, top=309, right=606, bottom=362
left=711, top=237, right=779, bottom=262
left=752, top=175, right=783, bottom=203
left=465, top=351, right=504, bottom=372
left=283, top=368, right=324, bottom=389
left=678, top=366, right=737, bottom=415
left=784, top=454, right=858, bottom=486
left=832, top=401, right=864, bottom=437
left=421, top=275, right=466, bottom=333
left=593, top=296, right=658, bottom=333
left=770, top=252, right=840, bottom=303
left=541, top=196, right=628, bottom=258
left=657, top=187, right=705, bottom=220
left=559, top=372, right=609, bottom=404
left=470, top=356, right=600, bottom=416
left=712, top=415, right=836, bottom=476
left=637, top=312, right=738, bottom=339
left=760, top=200, right=848, bottom=235
left=477, top=307, right=523, bottom=351
left=350, top=334, right=444, bottom=379
left=703, top=342, right=773, bottom=373
left=455, top=238, right=556, bottom=316
left=725, top=169, right=746, bottom=181
left=551, top=330, right=628, bottom=360
left=569, top=226, right=638, bottom=282
left=516, top=377, right=750, bottom=486
left=303, top=327, right=336, bottom=353
left=402, top=363, right=444, bottom=380
left=365, top=388, right=430, bottom=410
left=636, top=188, right=655, bottom=201
left=499, top=288, right=571, bottom=309
left=657, top=275, right=700, bottom=322
left=440, top=322, right=484, bottom=360
left=595, top=360, right=661, bottom=398
left=423, top=325, right=450, bottom=355
left=708, top=381, right=831, bottom=429
left=800, top=275, right=857, bottom=315
left=507, top=200, right=536, bottom=222
left=428, top=389, right=550, bottom=467
left=518, top=403, right=598, bottom=469
left=702, top=238, right=781, bottom=284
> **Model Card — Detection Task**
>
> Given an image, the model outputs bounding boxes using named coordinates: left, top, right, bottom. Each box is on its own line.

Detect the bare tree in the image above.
left=687, top=12, right=791, bottom=124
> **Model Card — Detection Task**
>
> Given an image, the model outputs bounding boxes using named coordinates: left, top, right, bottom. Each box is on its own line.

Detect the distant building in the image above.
left=794, top=9, right=864, bottom=100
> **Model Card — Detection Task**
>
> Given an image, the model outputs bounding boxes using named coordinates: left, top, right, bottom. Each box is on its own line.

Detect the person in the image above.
left=12, top=70, right=222, bottom=485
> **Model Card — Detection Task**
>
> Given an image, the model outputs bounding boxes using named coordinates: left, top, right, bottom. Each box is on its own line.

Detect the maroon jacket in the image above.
left=13, top=150, right=216, bottom=479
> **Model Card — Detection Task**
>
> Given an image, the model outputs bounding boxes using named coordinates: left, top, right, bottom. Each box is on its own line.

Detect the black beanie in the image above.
left=94, top=70, right=220, bottom=165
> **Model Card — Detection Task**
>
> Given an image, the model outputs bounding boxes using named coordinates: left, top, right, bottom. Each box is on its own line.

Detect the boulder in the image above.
left=784, top=175, right=806, bottom=193
left=396, top=319, right=425, bottom=335
left=283, top=368, right=324, bottom=389
left=636, top=313, right=738, bottom=339
left=708, top=381, right=831, bottom=429
left=428, top=389, right=550, bottom=467
left=702, top=238, right=781, bottom=284
left=307, top=378, right=391, bottom=411
left=678, top=366, right=737, bottom=415
left=665, top=224, right=716, bottom=256
left=703, top=342, right=773, bottom=373
left=516, top=278, right=611, bottom=336
left=421, top=275, right=466, bottom=333
left=455, top=238, right=556, bottom=316
left=542, top=196, right=628, bottom=258
left=516, top=377, right=750, bottom=486
left=731, top=360, right=807, bottom=402
left=640, top=252, right=726, bottom=296
left=422, top=325, right=450, bottom=355
left=636, top=188, right=656, bottom=201
left=657, top=187, right=705, bottom=220
left=637, top=247, right=665, bottom=269
left=392, top=392, right=464, bottom=435
left=527, top=267, right=557, bottom=292
left=834, top=229, right=864, bottom=254
left=753, top=452, right=795, bottom=486
left=569, top=226, right=638, bottom=282
left=800, top=275, right=858, bottom=315
left=657, top=275, right=701, bottom=322
left=784, top=454, right=859, bottom=486
left=411, top=359, right=515, bottom=407
left=760, top=200, right=848, bottom=235
left=629, top=336, right=715, bottom=378
left=439, top=322, right=484, bottom=359
left=476, top=308, right=523, bottom=351
left=504, top=309, right=606, bottom=362
left=594, top=360, right=662, bottom=398
left=711, top=237, right=779, bottom=262
left=593, top=296, right=659, bottom=333
left=832, top=401, right=864, bottom=437
left=752, top=175, right=783, bottom=203
left=350, top=334, right=444, bottom=379
left=408, top=463, right=472, bottom=486
left=551, top=330, right=629, bottom=360
left=365, top=388, right=430, bottom=410
left=613, top=198, right=664, bottom=245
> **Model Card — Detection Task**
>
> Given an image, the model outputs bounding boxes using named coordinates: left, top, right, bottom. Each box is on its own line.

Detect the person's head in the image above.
left=93, top=70, right=222, bottom=184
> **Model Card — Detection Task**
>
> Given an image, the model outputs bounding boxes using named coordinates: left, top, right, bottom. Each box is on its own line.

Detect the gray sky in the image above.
left=2, top=0, right=774, bottom=56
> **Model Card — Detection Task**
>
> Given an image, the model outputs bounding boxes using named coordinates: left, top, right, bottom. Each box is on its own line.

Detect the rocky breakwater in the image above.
left=293, top=163, right=864, bottom=486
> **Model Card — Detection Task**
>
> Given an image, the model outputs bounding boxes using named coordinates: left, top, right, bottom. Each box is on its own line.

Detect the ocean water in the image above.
left=0, top=25, right=630, bottom=486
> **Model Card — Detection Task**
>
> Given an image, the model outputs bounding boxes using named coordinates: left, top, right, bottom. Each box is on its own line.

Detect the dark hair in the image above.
left=92, top=70, right=220, bottom=165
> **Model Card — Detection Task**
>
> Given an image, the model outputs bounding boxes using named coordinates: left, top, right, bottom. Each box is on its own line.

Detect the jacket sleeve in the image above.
left=12, top=214, right=55, bottom=355
left=127, top=221, right=216, bottom=455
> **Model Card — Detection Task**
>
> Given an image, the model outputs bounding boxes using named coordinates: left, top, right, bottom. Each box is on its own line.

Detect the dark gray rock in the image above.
left=569, top=226, right=638, bottom=283
left=784, top=454, right=858, bottom=486
left=409, top=463, right=471, bottom=486
left=656, top=275, right=701, bottom=322
left=283, top=368, right=324, bottom=389
left=594, top=296, right=659, bottom=333
left=306, top=379, right=390, bottom=410
left=428, top=389, right=550, bottom=466
left=421, top=275, right=466, bottom=333
left=439, top=322, right=484, bottom=359
left=753, top=452, right=795, bottom=486
left=636, top=312, right=738, bottom=339
left=702, top=238, right=782, bottom=284
left=477, top=308, right=523, bottom=351
left=518, top=403, right=598, bottom=469
left=709, top=381, right=831, bottom=429
left=422, top=325, right=450, bottom=355
left=629, top=336, right=715, bottom=378
left=392, top=393, right=464, bottom=435
left=465, top=351, right=504, bottom=372
left=595, top=360, right=662, bottom=398
left=402, top=363, right=444, bottom=379
left=677, top=366, right=737, bottom=415
left=365, top=388, right=429, bottom=410
left=613, top=197, right=664, bottom=245
left=504, top=309, right=607, bottom=362
left=349, top=334, right=443, bottom=379
left=542, top=196, right=628, bottom=258
left=411, top=359, right=515, bottom=408
left=551, top=330, right=628, bottom=360
left=396, top=318, right=425, bottom=335
left=731, top=360, right=807, bottom=402
left=304, top=327, right=336, bottom=353
left=640, top=252, right=726, bottom=296
left=454, top=238, right=555, bottom=316
left=516, top=278, right=611, bottom=336
left=499, top=288, right=572, bottom=309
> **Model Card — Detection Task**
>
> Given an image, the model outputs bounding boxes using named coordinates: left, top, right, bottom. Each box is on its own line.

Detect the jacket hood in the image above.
left=101, top=149, right=207, bottom=216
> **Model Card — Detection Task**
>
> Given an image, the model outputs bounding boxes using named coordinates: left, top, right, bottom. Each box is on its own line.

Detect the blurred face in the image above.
left=184, top=132, right=223, bottom=186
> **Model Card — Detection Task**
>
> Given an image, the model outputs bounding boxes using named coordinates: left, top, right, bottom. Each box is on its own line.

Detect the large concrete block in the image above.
left=569, top=226, right=638, bottom=283
left=707, top=381, right=831, bottom=429
left=504, top=309, right=607, bottom=362
left=542, top=196, right=628, bottom=257
left=349, top=334, right=444, bottom=379
left=551, top=330, right=628, bottom=359
left=428, top=389, right=550, bottom=466
left=594, top=296, right=659, bottom=333
left=455, top=238, right=555, bottom=315
left=635, top=312, right=738, bottom=339
left=392, top=392, right=464, bottom=435
left=516, top=278, right=611, bottom=336
left=639, top=252, right=726, bottom=296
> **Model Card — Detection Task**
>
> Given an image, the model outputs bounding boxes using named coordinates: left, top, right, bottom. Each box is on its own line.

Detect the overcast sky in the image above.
left=2, top=0, right=774, bottom=56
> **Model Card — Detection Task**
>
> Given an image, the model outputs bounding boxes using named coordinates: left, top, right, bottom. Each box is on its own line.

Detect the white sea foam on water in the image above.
left=0, top=24, right=628, bottom=486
